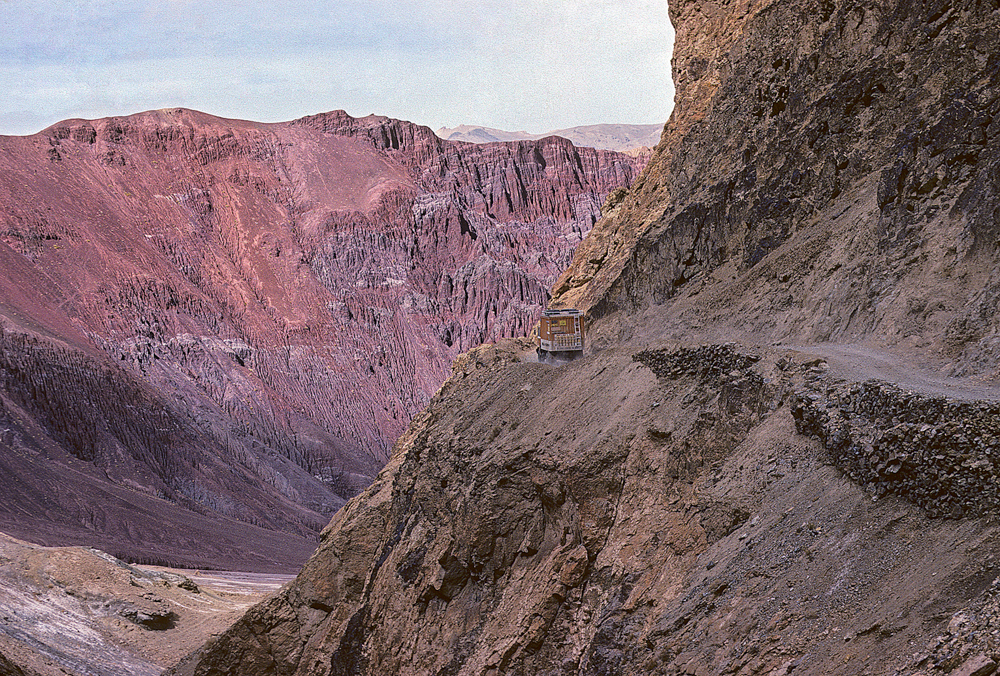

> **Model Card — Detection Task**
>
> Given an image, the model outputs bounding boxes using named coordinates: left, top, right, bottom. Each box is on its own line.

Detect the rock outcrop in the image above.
left=0, top=109, right=641, bottom=567
left=171, top=0, right=1000, bottom=675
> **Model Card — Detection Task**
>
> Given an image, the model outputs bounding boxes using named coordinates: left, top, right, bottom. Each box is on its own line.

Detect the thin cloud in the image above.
left=0, top=0, right=674, bottom=136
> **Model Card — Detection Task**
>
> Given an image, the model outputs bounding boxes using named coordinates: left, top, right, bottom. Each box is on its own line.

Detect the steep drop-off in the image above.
left=172, top=0, right=1000, bottom=675
left=0, top=109, right=641, bottom=568
left=173, top=341, right=1000, bottom=676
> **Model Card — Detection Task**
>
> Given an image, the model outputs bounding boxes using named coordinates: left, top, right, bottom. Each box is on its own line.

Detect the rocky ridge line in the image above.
left=0, top=107, right=642, bottom=567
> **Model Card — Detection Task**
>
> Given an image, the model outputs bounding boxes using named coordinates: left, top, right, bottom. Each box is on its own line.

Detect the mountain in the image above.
left=171, top=0, right=1000, bottom=675
left=0, top=108, right=642, bottom=570
left=436, top=123, right=663, bottom=153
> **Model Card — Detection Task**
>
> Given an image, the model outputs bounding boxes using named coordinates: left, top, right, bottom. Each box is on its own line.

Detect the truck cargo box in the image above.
left=537, top=309, right=584, bottom=362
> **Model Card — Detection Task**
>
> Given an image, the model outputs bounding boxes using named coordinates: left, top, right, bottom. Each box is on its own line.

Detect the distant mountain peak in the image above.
left=435, top=122, right=663, bottom=152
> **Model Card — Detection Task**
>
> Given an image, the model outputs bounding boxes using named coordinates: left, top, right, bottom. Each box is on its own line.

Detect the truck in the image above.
left=536, top=308, right=585, bottom=363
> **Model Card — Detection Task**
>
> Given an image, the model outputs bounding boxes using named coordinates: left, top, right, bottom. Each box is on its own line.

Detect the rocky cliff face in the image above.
left=554, top=0, right=1000, bottom=378
left=0, top=109, right=640, bottom=568
left=171, top=1, right=1000, bottom=675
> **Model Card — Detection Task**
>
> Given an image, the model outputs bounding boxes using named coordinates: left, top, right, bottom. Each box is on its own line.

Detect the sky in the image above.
left=0, top=0, right=675, bottom=137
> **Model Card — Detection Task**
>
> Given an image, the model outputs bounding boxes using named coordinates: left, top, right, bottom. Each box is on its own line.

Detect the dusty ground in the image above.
left=0, top=532, right=292, bottom=675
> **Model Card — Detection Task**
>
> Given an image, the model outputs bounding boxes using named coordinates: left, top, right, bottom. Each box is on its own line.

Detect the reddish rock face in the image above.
left=0, top=108, right=641, bottom=568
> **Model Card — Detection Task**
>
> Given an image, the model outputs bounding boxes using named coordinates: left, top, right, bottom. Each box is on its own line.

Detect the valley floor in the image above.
left=0, top=533, right=292, bottom=676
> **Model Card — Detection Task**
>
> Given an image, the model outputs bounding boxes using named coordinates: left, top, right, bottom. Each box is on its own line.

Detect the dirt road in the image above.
left=784, top=342, right=1000, bottom=401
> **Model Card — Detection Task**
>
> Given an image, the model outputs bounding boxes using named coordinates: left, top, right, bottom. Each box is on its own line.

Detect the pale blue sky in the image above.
left=0, top=1, right=674, bottom=136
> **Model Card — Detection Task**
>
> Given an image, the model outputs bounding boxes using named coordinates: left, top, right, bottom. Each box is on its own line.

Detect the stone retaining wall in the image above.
left=792, top=381, right=1000, bottom=519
